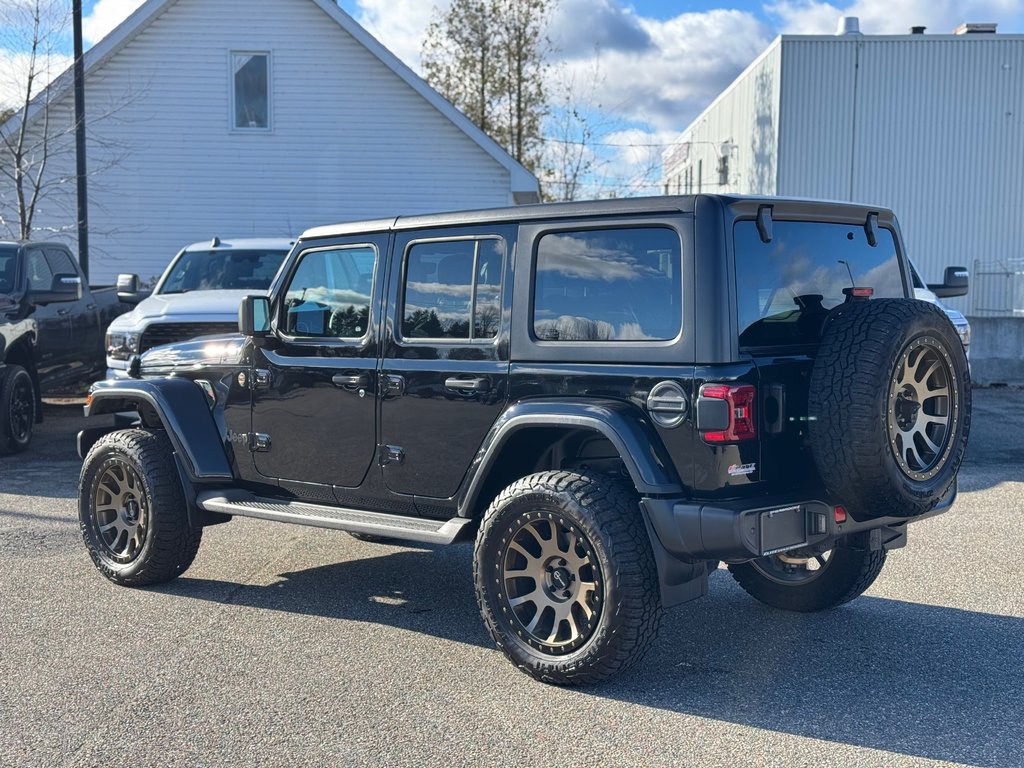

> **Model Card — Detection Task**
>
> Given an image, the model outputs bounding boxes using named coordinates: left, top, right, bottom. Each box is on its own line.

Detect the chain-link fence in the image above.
left=971, top=258, right=1024, bottom=317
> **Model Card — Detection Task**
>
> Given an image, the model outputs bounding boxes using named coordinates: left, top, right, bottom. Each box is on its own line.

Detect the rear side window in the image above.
left=735, top=220, right=904, bottom=348
left=533, top=227, right=682, bottom=342
left=401, top=238, right=504, bottom=341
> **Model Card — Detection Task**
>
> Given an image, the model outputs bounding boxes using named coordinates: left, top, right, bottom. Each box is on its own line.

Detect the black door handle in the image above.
left=445, top=376, right=490, bottom=393
left=57, top=308, right=70, bottom=316
left=332, top=372, right=369, bottom=388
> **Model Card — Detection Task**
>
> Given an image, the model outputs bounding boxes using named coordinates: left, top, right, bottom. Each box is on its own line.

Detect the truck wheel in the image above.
left=79, top=429, right=201, bottom=586
left=728, top=547, right=887, bottom=612
left=809, top=299, right=971, bottom=519
left=0, top=365, right=35, bottom=455
left=474, top=471, right=662, bottom=685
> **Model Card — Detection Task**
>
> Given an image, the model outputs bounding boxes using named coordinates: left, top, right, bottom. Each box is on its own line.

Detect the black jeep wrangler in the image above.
left=77, top=196, right=971, bottom=685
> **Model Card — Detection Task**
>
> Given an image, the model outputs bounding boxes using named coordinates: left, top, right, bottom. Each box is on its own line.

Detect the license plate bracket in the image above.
left=759, top=505, right=807, bottom=556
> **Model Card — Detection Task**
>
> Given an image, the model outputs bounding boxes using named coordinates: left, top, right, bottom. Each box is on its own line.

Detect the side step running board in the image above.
left=196, top=490, right=472, bottom=545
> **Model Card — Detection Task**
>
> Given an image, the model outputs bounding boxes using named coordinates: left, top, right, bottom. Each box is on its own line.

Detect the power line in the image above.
left=540, top=136, right=678, bottom=149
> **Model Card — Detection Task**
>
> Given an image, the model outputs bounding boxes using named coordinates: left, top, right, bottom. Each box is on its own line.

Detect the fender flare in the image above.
left=458, top=398, right=683, bottom=517
left=84, top=377, right=233, bottom=482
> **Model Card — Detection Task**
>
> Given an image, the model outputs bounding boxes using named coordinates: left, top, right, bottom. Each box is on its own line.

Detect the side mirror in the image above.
left=116, top=273, right=147, bottom=304
left=928, top=266, right=969, bottom=298
left=239, top=295, right=271, bottom=337
left=31, top=273, right=80, bottom=304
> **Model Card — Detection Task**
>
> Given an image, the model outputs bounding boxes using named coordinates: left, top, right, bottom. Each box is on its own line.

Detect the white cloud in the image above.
left=348, top=0, right=448, bottom=71
left=768, top=0, right=1024, bottom=35
left=552, top=7, right=772, bottom=132
left=83, top=0, right=145, bottom=46
left=0, top=50, right=72, bottom=109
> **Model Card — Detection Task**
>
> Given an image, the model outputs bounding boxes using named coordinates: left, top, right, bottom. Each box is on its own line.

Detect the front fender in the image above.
left=84, top=377, right=233, bottom=482
left=458, top=398, right=683, bottom=517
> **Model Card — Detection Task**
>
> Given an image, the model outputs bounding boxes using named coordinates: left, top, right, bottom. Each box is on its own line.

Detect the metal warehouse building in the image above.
left=663, top=19, right=1024, bottom=383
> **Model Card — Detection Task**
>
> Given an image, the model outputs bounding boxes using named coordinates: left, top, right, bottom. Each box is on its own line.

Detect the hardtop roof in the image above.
left=299, top=194, right=896, bottom=240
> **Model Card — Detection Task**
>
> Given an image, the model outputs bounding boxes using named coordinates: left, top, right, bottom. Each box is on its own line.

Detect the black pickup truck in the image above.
left=0, top=241, right=128, bottom=453
left=76, top=196, right=971, bottom=684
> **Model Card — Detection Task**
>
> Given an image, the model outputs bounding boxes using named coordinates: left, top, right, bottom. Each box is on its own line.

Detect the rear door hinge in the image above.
left=379, top=445, right=405, bottom=466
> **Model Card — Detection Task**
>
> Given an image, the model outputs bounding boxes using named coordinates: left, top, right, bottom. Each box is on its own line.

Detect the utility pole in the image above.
left=72, top=0, right=90, bottom=279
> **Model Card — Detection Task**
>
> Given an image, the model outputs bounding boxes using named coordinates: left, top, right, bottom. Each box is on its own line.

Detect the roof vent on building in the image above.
left=910, top=26, right=926, bottom=35
left=954, top=23, right=998, bottom=35
left=836, top=16, right=862, bottom=35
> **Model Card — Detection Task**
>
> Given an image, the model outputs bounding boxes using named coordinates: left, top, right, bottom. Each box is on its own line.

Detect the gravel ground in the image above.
left=0, top=391, right=1021, bottom=768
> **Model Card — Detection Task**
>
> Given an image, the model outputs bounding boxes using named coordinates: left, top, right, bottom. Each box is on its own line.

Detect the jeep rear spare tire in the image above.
left=808, top=299, right=970, bottom=519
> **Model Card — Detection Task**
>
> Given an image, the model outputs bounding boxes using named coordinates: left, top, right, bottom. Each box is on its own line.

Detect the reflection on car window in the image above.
left=533, top=227, right=682, bottom=342
left=25, top=250, right=53, bottom=292
left=0, top=249, right=18, bottom=294
left=401, top=239, right=504, bottom=341
left=735, top=220, right=903, bottom=348
left=284, top=246, right=376, bottom=338
left=161, top=249, right=288, bottom=294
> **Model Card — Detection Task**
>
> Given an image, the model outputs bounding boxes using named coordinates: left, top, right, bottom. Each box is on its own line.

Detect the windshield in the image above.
left=159, top=248, right=288, bottom=294
left=0, top=248, right=17, bottom=294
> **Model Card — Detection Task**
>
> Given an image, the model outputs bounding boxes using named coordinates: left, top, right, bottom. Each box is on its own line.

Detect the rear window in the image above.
left=735, top=220, right=904, bottom=348
left=533, top=227, right=682, bottom=342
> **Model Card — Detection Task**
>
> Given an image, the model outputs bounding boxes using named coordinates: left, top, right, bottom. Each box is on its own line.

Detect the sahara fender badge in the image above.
left=728, top=462, right=756, bottom=477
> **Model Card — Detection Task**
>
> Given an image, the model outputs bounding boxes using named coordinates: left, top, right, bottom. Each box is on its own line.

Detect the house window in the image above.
left=231, top=52, right=270, bottom=130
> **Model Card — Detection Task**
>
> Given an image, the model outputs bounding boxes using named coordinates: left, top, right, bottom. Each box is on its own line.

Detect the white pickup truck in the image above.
left=106, top=237, right=293, bottom=378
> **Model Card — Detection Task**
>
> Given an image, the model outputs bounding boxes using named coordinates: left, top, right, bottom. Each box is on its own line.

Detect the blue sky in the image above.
left=13, top=0, right=1024, bottom=195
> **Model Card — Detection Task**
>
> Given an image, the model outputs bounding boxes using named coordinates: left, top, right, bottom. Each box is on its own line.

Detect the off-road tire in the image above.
left=79, top=429, right=201, bottom=586
left=474, top=471, right=662, bottom=685
left=809, top=299, right=971, bottom=519
left=0, top=365, right=35, bottom=455
left=729, top=547, right=887, bottom=612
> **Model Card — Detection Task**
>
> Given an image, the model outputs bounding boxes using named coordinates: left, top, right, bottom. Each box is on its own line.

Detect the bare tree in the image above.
left=0, top=0, right=135, bottom=242
left=539, top=58, right=609, bottom=202
left=0, top=0, right=70, bottom=240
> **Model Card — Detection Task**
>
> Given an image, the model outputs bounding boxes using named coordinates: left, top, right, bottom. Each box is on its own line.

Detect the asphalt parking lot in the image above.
left=1, top=390, right=1022, bottom=768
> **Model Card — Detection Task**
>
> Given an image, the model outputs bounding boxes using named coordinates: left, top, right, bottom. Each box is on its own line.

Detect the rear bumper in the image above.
left=642, top=481, right=957, bottom=562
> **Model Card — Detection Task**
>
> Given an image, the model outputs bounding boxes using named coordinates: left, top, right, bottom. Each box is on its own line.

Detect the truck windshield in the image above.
left=735, top=219, right=905, bottom=349
left=0, top=248, right=17, bottom=294
left=160, top=249, right=288, bottom=294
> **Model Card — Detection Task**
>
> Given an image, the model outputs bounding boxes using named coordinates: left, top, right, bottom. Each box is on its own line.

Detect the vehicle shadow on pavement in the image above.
left=612, top=573, right=1024, bottom=767
left=164, top=541, right=492, bottom=647
left=163, top=548, right=1021, bottom=766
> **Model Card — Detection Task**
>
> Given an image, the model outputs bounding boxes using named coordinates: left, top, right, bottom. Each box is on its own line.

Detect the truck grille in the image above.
left=139, top=322, right=238, bottom=353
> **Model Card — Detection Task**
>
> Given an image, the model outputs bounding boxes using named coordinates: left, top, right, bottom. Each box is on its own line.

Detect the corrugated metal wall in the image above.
left=777, top=35, right=1024, bottom=314
left=662, top=43, right=782, bottom=197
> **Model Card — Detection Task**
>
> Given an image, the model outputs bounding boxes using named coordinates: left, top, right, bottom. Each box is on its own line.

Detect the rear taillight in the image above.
left=701, top=384, right=756, bottom=442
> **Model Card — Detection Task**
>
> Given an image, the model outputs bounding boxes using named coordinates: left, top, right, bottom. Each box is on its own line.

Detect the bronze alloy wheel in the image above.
left=887, top=336, right=958, bottom=481
left=498, top=512, right=604, bottom=655
left=89, top=459, right=150, bottom=564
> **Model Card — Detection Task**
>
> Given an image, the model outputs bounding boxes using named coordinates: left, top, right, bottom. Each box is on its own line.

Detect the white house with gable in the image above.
left=0, top=0, right=539, bottom=282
